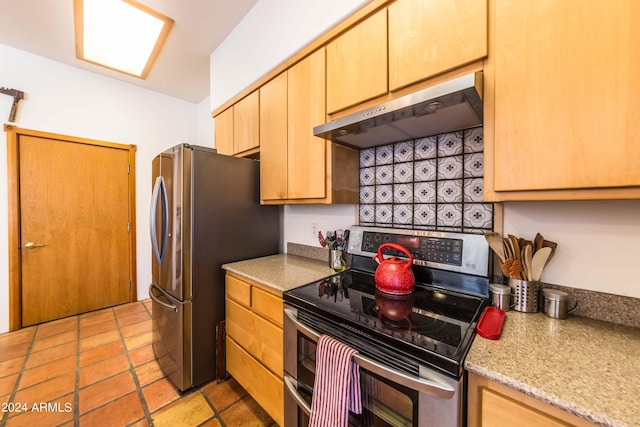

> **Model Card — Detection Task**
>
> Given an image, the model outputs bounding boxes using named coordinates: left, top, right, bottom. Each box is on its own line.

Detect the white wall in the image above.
left=503, top=201, right=640, bottom=298
left=210, top=0, right=371, bottom=111
left=210, top=0, right=640, bottom=300
left=0, top=43, right=209, bottom=333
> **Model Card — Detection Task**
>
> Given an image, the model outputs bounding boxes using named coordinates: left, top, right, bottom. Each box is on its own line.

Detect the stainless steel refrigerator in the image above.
left=149, top=144, right=280, bottom=392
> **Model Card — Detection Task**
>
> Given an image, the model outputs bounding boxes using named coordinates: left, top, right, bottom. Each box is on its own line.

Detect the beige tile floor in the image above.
left=0, top=300, right=276, bottom=427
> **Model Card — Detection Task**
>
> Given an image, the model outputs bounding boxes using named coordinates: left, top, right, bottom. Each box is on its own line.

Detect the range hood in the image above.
left=314, top=71, right=483, bottom=149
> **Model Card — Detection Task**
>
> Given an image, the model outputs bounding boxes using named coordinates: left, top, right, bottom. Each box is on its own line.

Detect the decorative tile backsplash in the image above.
left=358, top=126, right=493, bottom=233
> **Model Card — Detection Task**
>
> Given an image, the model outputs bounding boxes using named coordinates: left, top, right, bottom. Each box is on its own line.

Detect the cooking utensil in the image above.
left=318, top=231, right=326, bottom=248
left=326, top=230, right=336, bottom=249
left=534, top=233, right=544, bottom=251
left=503, top=238, right=513, bottom=260
left=522, top=244, right=533, bottom=281
left=508, top=235, right=521, bottom=260
left=542, top=239, right=558, bottom=266
left=500, top=258, right=514, bottom=277
left=484, top=232, right=506, bottom=262
left=335, top=229, right=344, bottom=249
left=372, top=243, right=415, bottom=295
left=531, top=247, right=552, bottom=281
left=510, top=259, right=525, bottom=280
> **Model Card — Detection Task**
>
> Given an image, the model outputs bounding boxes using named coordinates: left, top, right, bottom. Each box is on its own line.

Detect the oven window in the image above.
left=297, top=333, right=418, bottom=427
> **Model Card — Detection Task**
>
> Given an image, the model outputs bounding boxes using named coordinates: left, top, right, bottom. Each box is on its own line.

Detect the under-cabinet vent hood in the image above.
left=314, top=71, right=483, bottom=149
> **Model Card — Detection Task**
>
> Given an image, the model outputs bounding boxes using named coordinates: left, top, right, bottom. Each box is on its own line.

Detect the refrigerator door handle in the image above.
left=149, top=283, right=178, bottom=312
left=150, top=176, right=169, bottom=265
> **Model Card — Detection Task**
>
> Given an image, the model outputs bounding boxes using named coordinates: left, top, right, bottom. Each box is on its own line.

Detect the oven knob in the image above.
left=374, top=234, right=381, bottom=242
left=383, top=235, right=391, bottom=242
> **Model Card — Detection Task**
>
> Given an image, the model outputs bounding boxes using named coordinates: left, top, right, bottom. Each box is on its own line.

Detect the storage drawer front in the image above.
left=226, top=275, right=251, bottom=306
left=227, top=337, right=284, bottom=426
left=252, top=286, right=283, bottom=327
left=226, top=298, right=283, bottom=376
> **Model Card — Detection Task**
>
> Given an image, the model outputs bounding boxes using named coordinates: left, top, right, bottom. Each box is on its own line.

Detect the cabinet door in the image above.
left=326, top=8, right=388, bottom=113
left=260, top=72, right=289, bottom=201
left=214, top=107, right=234, bottom=155
left=492, top=0, right=640, bottom=192
left=226, top=298, right=283, bottom=376
left=227, top=337, right=284, bottom=426
left=388, top=0, right=487, bottom=91
left=467, top=372, right=597, bottom=427
left=287, top=49, right=327, bottom=200
left=233, top=90, right=260, bottom=153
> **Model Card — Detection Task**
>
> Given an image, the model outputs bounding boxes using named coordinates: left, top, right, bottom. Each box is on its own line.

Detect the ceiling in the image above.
left=0, top=0, right=259, bottom=103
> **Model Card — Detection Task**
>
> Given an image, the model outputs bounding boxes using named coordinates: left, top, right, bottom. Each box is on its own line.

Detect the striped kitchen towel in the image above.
left=309, top=334, right=362, bottom=427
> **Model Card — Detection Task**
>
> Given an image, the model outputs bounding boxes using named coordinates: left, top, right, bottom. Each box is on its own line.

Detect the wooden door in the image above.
left=233, top=90, right=260, bottom=154
left=214, top=107, right=234, bottom=155
left=259, top=72, right=289, bottom=201
left=326, top=8, right=388, bottom=113
left=388, top=0, right=487, bottom=91
left=287, top=49, right=327, bottom=200
left=491, top=0, right=640, bottom=192
left=9, top=128, right=135, bottom=327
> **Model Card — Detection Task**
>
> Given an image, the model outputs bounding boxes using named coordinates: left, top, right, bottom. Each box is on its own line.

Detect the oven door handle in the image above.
left=284, top=308, right=456, bottom=399
left=284, top=373, right=312, bottom=416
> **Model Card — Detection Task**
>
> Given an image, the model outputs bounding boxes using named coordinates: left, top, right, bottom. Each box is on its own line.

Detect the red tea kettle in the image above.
left=372, top=243, right=415, bottom=295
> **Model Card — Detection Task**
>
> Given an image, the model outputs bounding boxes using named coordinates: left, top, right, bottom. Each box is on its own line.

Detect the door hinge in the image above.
left=128, top=222, right=131, bottom=232
left=129, top=280, right=132, bottom=290
left=127, top=164, right=130, bottom=174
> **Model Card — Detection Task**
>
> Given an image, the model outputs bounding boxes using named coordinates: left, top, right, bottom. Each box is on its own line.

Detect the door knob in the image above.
left=24, top=242, right=46, bottom=249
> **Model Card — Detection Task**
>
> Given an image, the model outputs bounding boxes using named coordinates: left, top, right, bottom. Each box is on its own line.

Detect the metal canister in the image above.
left=489, top=283, right=511, bottom=311
left=541, top=288, right=570, bottom=319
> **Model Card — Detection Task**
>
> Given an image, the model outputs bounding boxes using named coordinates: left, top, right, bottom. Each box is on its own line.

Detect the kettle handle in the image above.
left=373, top=243, right=414, bottom=269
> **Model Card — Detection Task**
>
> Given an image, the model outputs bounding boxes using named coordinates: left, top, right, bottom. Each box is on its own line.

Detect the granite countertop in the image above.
left=465, top=311, right=640, bottom=427
left=222, top=253, right=337, bottom=293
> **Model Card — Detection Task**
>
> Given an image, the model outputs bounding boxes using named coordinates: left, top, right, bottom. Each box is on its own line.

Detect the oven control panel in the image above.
left=349, top=226, right=488, bottom=277
left=361, top=232, right=463, bottom=266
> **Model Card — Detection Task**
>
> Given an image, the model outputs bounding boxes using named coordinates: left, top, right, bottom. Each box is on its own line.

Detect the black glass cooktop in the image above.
left=284, top=269, right=487, bottom=377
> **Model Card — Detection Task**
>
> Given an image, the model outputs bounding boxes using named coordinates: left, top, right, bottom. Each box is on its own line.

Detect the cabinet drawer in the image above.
left=226, top=298, right=283, bottom=376
left=226, top=275, right=251, bottom=306
left=252, top=286, right=283, bottom=327
left=227, top=336, right=284, bottom=426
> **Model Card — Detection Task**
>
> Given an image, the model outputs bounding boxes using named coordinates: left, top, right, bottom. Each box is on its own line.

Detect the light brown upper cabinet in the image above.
left=388, top=0, right=487, bottom=91
left=213, top=91, right=259, bottom=156
left=287, top=49, right=328, bottom=200
left=233, top=90, right=260, bottom=154
left=259, top=72, right=288, bottom=201
left=259, top=49, right=359, bottom=204
left=485, top=0, right=640, bottom=201
left=326, top=8, right=388, bottom=114
left=213, top=106, right=234, bottom=155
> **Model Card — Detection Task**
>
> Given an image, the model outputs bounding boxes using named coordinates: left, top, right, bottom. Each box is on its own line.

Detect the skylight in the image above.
left=74, top=0, right=174, bottom=79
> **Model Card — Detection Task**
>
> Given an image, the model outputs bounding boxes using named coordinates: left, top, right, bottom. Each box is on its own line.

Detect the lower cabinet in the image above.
left=225, top=273, right=284, bottom=426
left=467, top=372, right=597, bottom=427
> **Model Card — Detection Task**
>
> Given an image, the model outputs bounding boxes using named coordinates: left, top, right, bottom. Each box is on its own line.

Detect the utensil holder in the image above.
left=509, top=278, right=541, bottom=312
left=329, top=249, right=346, bottom=272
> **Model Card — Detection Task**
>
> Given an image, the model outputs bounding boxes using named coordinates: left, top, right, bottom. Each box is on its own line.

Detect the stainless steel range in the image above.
left=283, top=226, right=490, bottom=427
